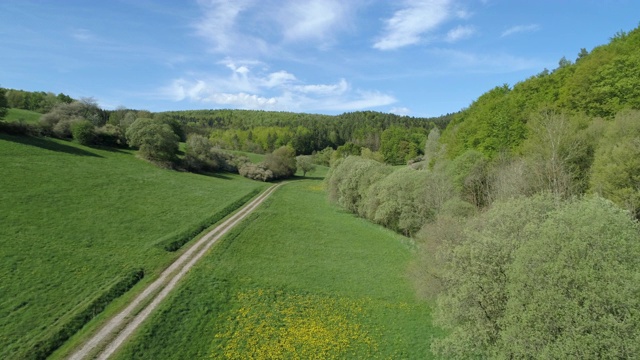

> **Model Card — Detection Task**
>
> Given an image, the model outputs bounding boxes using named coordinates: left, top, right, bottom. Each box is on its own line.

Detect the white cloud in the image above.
left=390, top=107, right=411, bottom=115
left=501, top=24, right=540, bottom=38
left=162, top=62, right=395, bottom=112
left=194, top=0, right=268, bottom=54
left=293, top=78, right=349, bottom=95
left=280, top=0, right=349, bottom=42
left=445, top=25, right=475, bottom=42
left=374, top=0, right=454, bottom=50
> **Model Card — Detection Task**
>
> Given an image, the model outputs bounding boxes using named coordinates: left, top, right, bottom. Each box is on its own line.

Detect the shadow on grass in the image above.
left=199, top=171, right=234, bottom=180
left=0, top=133, right=103, bottom=158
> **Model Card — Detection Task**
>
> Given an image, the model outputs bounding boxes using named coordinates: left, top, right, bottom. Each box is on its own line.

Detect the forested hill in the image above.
left=442, top=25, right=640, bottom=158
left=160, top=109, right=454, bottom=158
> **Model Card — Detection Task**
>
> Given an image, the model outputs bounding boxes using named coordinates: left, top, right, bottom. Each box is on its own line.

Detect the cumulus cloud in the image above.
left=501, top=24, right=540, bottom=38
left=374, top=0, right=461, bottom=50
left=163, top=62, right=395, bottom=112
left=445, top=25, right=475, bottom=42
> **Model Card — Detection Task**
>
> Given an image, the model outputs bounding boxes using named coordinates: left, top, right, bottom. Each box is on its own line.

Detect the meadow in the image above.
left=114, top=180, right=441, bottom=359
left=0, top=134, right=267, bottom=359
left=3, top=108, right=42, bottom=123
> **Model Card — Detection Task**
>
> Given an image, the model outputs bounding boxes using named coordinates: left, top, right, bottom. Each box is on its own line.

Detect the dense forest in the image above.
left=325, top=25, right=640, bottom=358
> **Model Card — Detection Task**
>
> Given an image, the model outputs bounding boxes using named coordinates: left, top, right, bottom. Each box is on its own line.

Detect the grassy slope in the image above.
left=3, top=108, right=42, bottom=123
left=115, top=180, right=441, bottom=359
left=0, top=134, right=267, bottom=359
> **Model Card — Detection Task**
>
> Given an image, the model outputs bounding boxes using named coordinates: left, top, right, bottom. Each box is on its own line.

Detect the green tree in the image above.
left=296, top=155, right=316, bottom=177
left=590, top=110, right=640, bottom=218
left=430, top=194, right=559, bottom=358
left=0, top=88, right=8, bottom=119
left=70, top=120, right=95, bottom=145
left=499, top=197, right=640, bottom=358
left=263, top=146, right=297, bottom=179
left=125, top=118, right=179, bottom=163
left=184, top=134, right=217, bottom=172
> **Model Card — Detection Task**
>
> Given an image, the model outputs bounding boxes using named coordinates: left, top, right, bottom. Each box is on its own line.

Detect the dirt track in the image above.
left=68, top=183, right=283, bottom=360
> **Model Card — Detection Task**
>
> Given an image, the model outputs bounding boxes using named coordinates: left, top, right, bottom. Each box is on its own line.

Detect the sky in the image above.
left=1, top=1, right=638, bottom=117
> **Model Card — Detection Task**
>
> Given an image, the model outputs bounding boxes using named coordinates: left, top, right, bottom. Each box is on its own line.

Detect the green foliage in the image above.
left=115, top=181, right=440, bottom=359
left=427, top=195, right=640, bottom=359
left=3, top=88, right=74, bottom=113
left=379, top=126, right=426, bottom=165
left=70, top=119, right=95, bottom=145
left=590, top=110, right=640, bottom=218
left=428, top=194, right=561, bottom=358
left=296, top=155, right=316, bottom=177
left=442, top=25, right=640, bottom=158
left=125, top=117, right=179, bottom=163
left=264, top=146, right=297, bottom=179
left=0, top=88, right=8, bottom=119
left=0, top=134, right=265, bottom=359
left=183, top=134, right=217, bottom=172
left=40, top=100, right=104, bottom=136
left=499, top=197, right=640, bottom=358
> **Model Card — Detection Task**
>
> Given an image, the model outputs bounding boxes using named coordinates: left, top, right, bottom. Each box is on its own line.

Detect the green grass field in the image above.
left=3, top=108, right=42, bottom=123
left=115, top=180, right=441, bottom=359
left=0, top=134, right=267, bottom=359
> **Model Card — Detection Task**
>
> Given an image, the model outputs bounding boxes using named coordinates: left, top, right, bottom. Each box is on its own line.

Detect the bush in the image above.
left=125, top=118, right=179, bottom=163
left=184, top=134, right=217, bottom=172
left=71, top=120, right=95, bottom=145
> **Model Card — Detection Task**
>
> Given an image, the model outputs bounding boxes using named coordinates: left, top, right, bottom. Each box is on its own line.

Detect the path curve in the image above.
left=68, top=183, right=284, bottom=360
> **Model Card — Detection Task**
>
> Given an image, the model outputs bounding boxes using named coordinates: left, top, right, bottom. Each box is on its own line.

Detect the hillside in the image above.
left=0, top=134, right=266, bottom=359
left=442, top=25, right=640, bottom=158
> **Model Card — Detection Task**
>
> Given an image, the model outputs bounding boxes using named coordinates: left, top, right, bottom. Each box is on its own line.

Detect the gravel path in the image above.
left=68, top=183, right=283, bottom=360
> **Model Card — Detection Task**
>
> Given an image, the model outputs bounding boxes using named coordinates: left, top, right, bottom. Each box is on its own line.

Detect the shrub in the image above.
left=71, top=119, right=95, bottom=145
left=125, top=118, right=179, bottom=163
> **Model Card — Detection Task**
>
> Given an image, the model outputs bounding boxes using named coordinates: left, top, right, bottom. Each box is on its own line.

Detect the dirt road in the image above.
left=68, top=183, right=283, bottom=360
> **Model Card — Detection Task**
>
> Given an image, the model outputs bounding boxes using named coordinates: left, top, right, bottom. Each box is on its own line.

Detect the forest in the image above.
left=1, top=23, right=639, bottom=360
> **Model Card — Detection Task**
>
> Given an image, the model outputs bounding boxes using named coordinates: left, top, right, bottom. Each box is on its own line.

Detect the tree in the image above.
left=0, top=88, right=8, bottom=119
left=184, top=134, right=217, bottom=172
left=498, top=197, right=640, bottom=358
left=263, top=146, right=297, bottom=179
left=125, top=118, right=179, bottom=163
left=296, top=155, right=316, bottom=177
left=590, top=110, right=640, bottom=218
left=430, top=194, right=559, bottom=358
left=70, top=120, right=95, bottom=145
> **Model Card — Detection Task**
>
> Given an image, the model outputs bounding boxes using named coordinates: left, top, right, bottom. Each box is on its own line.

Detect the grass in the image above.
left=0, top=134, right=267, bottom=359
left=115, top=180, right=442, bottom=359
left=227, top=149, right=265, bottom=163
left=3, top=108, right=42, bottom=123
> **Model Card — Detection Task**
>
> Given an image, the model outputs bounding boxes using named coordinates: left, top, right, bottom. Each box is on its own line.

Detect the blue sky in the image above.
left=1, top=1, right=638, bottom=117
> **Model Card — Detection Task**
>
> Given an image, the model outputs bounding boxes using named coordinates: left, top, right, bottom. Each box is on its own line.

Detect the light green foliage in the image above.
left=360, top=147, right=384, bottom=162
left=115, top=181, right=440, bottom=359
left=125, top=117, right=179, bottom=163
left=70, top=119, right=95, bottom=145
left=441, top=26, right=640, bottom=159
left=590, top=110, right=640, bottom=218
left=429, top=194, right=560, bottom=358
left=499, top=197, right=640, bottom=358
left=296, top=155, right=316, bottom=177
left=365, top=168, right=430, bottom=236
left=326, top=156, right=393, bottom=214
left=521, top=111, right=592, bottom=198
left=264, top=145, right=296, bottom=178
left=0, top=134, right=266, bottom=359
left=40, top=99, right=103, bottom=133
left=184, top=134, right=217, bottom=172
left=447, top=149, right=489, bottom=207
left=313, top=147, right=334, bottom=166
left=428, top=195, right=640, bottom=359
